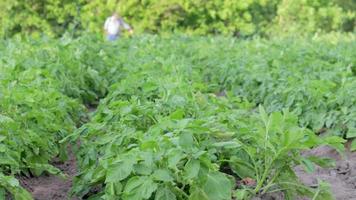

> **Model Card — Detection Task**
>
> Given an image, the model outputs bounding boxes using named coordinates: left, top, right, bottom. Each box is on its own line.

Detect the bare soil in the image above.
left=295, top=142, right=356, bottom=200
left=18, top=146, right=78, bottom=200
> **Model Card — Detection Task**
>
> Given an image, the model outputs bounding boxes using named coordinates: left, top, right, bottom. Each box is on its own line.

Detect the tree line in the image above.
left=1, top=0, right=354, bottom=38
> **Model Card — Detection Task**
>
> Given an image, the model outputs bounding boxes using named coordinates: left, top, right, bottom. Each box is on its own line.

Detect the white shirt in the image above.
left=104, top=16, right=131, bottom=35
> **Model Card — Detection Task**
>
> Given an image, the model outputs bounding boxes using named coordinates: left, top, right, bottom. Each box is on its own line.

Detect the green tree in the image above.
left=271, top=0, right=354, bottom=35
left=0, top=0, right=83, bottom=37
left=0, top=0, right=354, bottom=37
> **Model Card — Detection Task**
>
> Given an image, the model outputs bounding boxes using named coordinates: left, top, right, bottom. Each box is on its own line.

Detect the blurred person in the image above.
left=104, top=12, right=133, bottom=41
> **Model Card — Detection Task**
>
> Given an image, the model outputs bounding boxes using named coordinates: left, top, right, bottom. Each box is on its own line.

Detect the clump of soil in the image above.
left=295, top=143, right=356, bottom=200
left=19, top=146, right=78, bottom=200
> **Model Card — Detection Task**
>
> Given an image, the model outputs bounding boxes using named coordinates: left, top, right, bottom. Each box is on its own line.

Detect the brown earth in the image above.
left=18, top=146, right=78, bottom=200
left=295, top=142, right=356, bottom=200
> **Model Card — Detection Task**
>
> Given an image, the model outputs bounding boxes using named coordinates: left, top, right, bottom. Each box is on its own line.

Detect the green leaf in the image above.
left=4, top=176, right=19, bottom=187
left=0, top=145, right=6, bottom=153
left=234, top=189, right=251, bottom=200
left=0, top=188, right=5, bottom=200
left=189, top=187, right=209, bottom=200
left=313, top=181, right=334, bottom=200
left=350, top=139, right=356, bottom=152
left=258, top=105, right=269, bottom=127
left=203, top=172, right=232, bottom=200
left=307, top=156, right=335, bottom=168
left=142, top=82, right=158, bottom=93
left=155, top=186, right=176, bottom=200
left=270, top=112, right=284, bottom=132
left=106, top=160, right=134, bottom=183
left=301, top=158, right=315, bottom=173
left=230, top=157, right=256, bottom=179
left=29, top=164, right=64, bottom=177
left=0, top=114, right=14, bottom=124
left=123, top=176, right=158, bottom=200
left=134, top=163, right=152, bottom=175
left=346, top=127, right=356, bottom=139
left=141, top=140, right=159, bottom=150
left=170, top=109, right=184, bottom=120
left=123, top=177, right=144, bottom=195
left=0, top=173, right=33, bottom=200
left=12, top=188, right=33, bottom=200
left=152, top=169, right=173, bottom=182
left=212, top=141, right=241, bottom=149
left=184, top=159, right=200, bottom=180
left=179, top=132, right=194, bottom=149
left=0, top=135, right=6, bottom=142
left=168, top=149, right=185, bottom=169
left=322, top=136, right=346, bottom=154
left=105, top=182, right=122, bottom=196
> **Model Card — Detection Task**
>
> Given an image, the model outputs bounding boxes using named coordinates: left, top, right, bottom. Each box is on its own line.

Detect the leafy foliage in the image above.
left=0, top=66, right=83, bottom=199
left=62, top=35, right=353, bottom=199
left=0, top=35, right=119, bottom=199
left=0, top=35, right=354, bottom=199
left=0, top=0, right=354, bottom=37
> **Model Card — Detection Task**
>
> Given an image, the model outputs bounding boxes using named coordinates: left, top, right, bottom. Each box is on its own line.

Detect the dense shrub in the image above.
left=0, top=0, right=354, bottom=37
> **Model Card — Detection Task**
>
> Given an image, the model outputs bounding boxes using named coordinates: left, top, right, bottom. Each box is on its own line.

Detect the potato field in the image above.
left=0, top=35, right=355, bottom=200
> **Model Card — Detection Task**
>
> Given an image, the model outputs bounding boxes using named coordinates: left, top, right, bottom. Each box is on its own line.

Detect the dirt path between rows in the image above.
left=295, top=142, right=356, bottom=200
left=19, top=146, right=78, bottom=200
left=17, top=107, right=97, bottom=200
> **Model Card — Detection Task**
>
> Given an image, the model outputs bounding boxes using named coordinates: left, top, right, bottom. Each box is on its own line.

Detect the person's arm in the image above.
left=120, top=18, right=133, bottom=35
left=104, top=18, right=109, bottom=34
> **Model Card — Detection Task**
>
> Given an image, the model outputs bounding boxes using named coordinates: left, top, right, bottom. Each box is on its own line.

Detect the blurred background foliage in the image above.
left=0, top=0, right=354, bottom=38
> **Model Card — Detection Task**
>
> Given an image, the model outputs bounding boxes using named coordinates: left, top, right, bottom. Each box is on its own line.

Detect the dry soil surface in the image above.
left=295, top=143, right=356, bottom=200
left=19, top=147, right=78, bottom=200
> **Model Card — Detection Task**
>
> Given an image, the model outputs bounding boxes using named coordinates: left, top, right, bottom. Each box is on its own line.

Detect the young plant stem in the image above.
left=261, top=170, right=281, bottom=194
left=312, top=188, right=321, bottom=200
left=172, top=186, right=189, bottom=199
left=254, top=117, right=271, bottom=194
